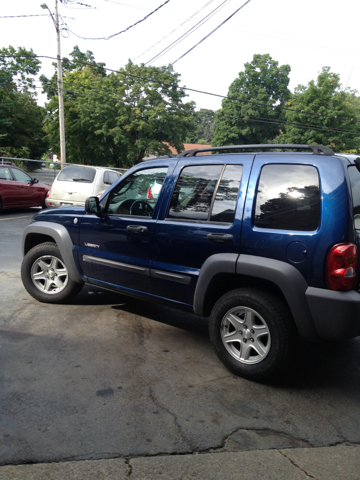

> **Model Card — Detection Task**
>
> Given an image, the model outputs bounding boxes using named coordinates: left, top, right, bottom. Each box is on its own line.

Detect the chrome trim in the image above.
left=152, top=270, right=191, bottom=285
left=83, top=255, right=150, bottom=275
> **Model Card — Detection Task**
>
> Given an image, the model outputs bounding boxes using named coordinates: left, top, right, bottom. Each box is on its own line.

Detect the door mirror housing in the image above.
left=85, top=196, right=103, bottom=216
left=31, top=177, right=39, bottom=184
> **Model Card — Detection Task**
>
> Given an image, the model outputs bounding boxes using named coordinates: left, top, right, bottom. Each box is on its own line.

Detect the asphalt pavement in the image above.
left=1, top=209, right=360, bottom=479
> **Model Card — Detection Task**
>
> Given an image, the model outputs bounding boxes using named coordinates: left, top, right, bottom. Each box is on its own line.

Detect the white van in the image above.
left=45, top=165, right=121, bottom=208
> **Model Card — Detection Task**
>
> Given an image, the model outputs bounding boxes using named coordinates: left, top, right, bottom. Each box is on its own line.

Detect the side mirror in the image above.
left=85, top=196, right=103, bottom=216
left=31, top=178, right=39, bottom=184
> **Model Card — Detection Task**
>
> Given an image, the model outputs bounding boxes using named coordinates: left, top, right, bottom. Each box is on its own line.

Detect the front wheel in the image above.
left=21, top=242, right=83, bottom=303
left=209, top=288, right=298, bottom=381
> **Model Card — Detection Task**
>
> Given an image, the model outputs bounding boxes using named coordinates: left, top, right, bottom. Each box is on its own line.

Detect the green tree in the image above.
left=0, top=46, right=48, bottom=159
left=43, top=53, right=196, bottom=167
left=213, top=54, right=291, bottom=146
left=275, top=67, right=360, bottom=152
left=186, top=108, right=216, bottom=144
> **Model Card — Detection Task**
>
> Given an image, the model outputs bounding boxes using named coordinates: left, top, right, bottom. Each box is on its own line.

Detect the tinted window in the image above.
left=168, top=165, right=223, bottom=221
left=348, top=166, right=360, bottom=230
left=255, top=164, right=320, bottom=231
left=11, top=167, right=32, bottom=182
left=211, top=165, right=243, bottom=223
left=107, top=167, right=168, bottom=217
left=57, top=167, right=96, bottom=183
left=103, top=171, right=119, bottom=185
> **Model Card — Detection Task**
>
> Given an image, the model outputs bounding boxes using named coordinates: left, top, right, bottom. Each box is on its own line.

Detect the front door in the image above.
left=150, top=156, right=254, bottom=306
left=78, top=164, right=174, bottom=295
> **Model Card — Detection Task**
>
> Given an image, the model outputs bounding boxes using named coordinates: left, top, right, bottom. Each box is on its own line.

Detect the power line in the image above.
left=134, top=0, right=217, bottom=61
left=6, top=54, right=360, bottom=126
left=172, top=0, right=252, bottom=65
left=144, top=0, right=232, bottom=66
left=0, top=14, right=50, bottom=18
left=65, top=0, right=171, bottom=40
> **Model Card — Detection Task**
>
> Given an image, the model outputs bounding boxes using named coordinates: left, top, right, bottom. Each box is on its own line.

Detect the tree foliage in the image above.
left=186, top=108, right=216, bottom=144
left=42, top=49, right=195, bottom=167
left=0, top=46, right=48, bottom=159
left=213, top=54, right=291, bottom=146
left=274, top=67, right=360, bottom=152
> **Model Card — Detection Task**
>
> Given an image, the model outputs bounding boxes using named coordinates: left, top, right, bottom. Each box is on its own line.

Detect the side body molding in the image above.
left=22, top=221, right=83, bottom=284
left=236, top=255, right=319, bottom=341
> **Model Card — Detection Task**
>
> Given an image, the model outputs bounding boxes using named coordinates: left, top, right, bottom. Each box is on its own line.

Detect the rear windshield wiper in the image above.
left=72, top=178, right=92, bottom=182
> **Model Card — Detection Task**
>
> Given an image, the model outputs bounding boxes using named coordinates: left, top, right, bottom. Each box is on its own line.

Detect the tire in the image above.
left=21, top=242, right=83, bottom=304
left=42, top=194, right=47, bottom=209
left=0, top=198, right=2, bottom=212
left=209, top=288, right=298, bottom=381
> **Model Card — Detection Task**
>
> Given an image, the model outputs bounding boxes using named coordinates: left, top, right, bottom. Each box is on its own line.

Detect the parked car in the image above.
left=0, top=164, right=50, bottom=211
left=45, top=165, right=121, bottom=208
left=21, top=145, right=360, bottom=381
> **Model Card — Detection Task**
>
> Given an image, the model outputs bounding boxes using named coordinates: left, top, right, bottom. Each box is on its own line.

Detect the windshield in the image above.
left=57, top=167, right=96, bottom=183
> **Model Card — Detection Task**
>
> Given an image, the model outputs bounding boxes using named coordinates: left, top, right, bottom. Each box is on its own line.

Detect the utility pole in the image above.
left=41, top=1, right=66, bottom=166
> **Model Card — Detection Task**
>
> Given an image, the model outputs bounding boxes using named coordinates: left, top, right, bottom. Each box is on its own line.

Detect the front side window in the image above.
left=168, top=164, right=242, bottom=223
left=107, top=167, right=168, bottom=217
left=11, top=168, right=32, bottom=183
left=255, top=164, right=320, bottom=231
left=57, top=167, right=96, bottom=183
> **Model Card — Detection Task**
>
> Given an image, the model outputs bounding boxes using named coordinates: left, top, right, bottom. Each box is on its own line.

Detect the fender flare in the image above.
left=22, top=221, right=83, bottom=284
left=194, top=253, right=319, bottom=341
left=237, top=255, right=318, bottom=341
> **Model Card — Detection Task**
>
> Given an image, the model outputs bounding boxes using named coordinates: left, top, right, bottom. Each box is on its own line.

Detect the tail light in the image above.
left=147, top=187, right=153, bottom=199
left=326, top=243, right=358, bottom=290
left=46, top=191, right=50, bottom=197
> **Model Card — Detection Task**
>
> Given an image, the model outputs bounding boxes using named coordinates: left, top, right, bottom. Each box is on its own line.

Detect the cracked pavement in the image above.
left=1, top=211, right=360, bottom=478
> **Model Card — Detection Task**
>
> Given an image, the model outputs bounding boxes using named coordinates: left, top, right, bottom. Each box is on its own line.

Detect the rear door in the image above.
left=77, top=161, right=176, bottom=294
left=150, top=155, right=254, bottom=306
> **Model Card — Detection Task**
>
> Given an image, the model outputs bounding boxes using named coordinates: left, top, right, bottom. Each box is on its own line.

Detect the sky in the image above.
left=2, top=0, right=360, bottom=111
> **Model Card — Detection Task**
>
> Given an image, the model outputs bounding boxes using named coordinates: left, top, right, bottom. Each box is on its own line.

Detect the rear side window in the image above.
left=57, top=167, right=96, bottom=183
left=255, top=164, right=320, bottom=231
left=0, top=167, right=12, bottom=181
left=168, top=164, right=243, bottom=223
left=103, top=171, right=119, bottom=185
left=348, top=166, right=360, bottom=229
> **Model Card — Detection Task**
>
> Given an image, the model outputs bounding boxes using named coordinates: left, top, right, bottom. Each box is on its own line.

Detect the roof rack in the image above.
left=177, top=144, right=335, bottom=158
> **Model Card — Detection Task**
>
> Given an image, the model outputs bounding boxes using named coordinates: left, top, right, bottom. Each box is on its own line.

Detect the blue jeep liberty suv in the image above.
left=21, top=145, right=360, bottom=380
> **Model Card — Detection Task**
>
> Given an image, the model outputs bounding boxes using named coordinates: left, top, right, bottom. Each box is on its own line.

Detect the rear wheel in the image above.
left=209, top=288, right=298, bottom=381
left=21, top=242, right=83, bottom=303
left=42, top=194, right=47, bottom=209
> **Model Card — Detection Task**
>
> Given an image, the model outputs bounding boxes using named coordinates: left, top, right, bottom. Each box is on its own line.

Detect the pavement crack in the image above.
left=279, top=450, right=316, bottom=479
left=148, top=384, right=194, bottom=451
left=208, top=426, right=313, bottom=453
left=125, top=457, right=133, bottom=479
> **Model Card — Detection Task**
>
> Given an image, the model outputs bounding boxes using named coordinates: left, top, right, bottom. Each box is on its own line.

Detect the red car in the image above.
left=0, top=164, right=50, bottom=211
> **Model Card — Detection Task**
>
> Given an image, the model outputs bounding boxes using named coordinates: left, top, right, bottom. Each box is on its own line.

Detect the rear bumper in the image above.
left=45, top=199, right=85, bottom=208
left=306, top=287, right=360, bottom=341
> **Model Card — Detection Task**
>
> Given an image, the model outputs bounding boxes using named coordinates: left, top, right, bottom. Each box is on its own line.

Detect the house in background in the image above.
left=145, top=142, right=211, bottom=160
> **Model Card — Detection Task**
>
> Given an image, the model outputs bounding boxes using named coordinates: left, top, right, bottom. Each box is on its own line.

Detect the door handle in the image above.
left=126, top=225, right=148, bottom=234
left=207, top=233, right=233, bottom=243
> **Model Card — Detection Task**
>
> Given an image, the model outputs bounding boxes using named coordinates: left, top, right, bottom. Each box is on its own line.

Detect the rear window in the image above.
left=57, top=167, right=96, bottom=183
left=255, top=164, right=320, bottom=231
left=348, top=166, right=360, bottom=230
